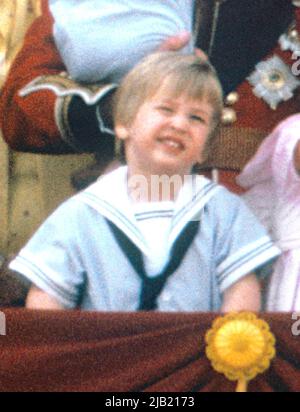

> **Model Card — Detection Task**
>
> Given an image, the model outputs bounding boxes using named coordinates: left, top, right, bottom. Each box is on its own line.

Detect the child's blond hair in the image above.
left=113, top=51, right=223, bottom=162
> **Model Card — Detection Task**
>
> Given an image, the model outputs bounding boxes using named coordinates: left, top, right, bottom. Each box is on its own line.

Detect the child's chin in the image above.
left=148, top=154, right=193, bottom=176
left=152, top=165, right=191, bottom=177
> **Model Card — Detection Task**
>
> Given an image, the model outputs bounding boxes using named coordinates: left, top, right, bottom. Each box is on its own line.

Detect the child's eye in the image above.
left=190, top=114, right=205, bottom=123
left=158, top=106, right=173, bottom=113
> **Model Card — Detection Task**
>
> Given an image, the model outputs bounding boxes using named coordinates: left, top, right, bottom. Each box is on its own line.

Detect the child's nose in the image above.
left=170, top=113, right=188, bottom=130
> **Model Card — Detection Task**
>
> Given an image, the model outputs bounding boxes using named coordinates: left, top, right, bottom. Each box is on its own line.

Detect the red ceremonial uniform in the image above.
left=0, top=0, right=116, bottom=156
left=203, top=5, right=300, bottom=192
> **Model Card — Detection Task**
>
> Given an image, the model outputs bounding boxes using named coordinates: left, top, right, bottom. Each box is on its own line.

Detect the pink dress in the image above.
left=237, top=114, right=300, bottom=311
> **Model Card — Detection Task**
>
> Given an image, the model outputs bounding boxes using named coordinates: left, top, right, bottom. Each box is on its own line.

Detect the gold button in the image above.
left=225, top=92, right=239, bottom=106
left=221, top=108, right=237, bottom=125
left=289, top=29, right=299, bottom=41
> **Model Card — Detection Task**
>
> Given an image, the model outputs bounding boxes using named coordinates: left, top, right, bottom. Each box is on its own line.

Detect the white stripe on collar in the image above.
left=78, top=166, right=220, bottom=255
left=170, top=176, right=220, bottom=245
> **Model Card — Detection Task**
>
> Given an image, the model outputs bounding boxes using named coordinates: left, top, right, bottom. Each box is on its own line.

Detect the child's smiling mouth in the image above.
left=157, top=136, right=185, bottom=151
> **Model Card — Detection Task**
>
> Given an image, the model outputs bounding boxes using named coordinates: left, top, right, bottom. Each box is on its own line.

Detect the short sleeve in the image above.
left=9, top=200, right=86, bottom=308
left=271, top=117, right=300, bottom=196
left=213, top=191, right=280, bottom=293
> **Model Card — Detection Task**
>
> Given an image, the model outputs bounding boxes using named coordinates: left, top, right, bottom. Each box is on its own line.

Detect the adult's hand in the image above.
left=158, top=31, right=191, bottom=51
left=157, top=31, right=207, bottom=60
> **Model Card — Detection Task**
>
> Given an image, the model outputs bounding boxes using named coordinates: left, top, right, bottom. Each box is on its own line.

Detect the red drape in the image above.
left=0, top=310, right=299, bottom=392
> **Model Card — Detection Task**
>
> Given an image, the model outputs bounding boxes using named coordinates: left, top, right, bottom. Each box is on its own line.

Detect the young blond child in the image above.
left=237, top=114, right=300, bottom=311
left=9, top=52, right=280, bottom=312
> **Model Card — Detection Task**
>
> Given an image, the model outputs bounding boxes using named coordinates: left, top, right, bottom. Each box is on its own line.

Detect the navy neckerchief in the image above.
left=106, top=218, right=200, bottom=311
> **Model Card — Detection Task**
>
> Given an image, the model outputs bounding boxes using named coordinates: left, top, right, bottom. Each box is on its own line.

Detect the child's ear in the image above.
left=115, top=125, right=129, bottom=140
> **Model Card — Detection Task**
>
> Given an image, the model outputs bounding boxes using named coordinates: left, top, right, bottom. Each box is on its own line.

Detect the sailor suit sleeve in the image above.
left=212, top=190, right=281, bottom=293
left=8, top=199, right=86, bottom=308
left=0, top=0, right=116, bottom=155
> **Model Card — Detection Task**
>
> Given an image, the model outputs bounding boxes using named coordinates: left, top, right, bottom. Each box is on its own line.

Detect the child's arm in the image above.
left=221, top=273, right=261, bottom=313
left=26, top=285, right=65, bottom=310
left=294, top=141, right=300, bottom=174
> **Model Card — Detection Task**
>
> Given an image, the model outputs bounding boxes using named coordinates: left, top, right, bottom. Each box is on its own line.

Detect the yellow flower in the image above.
left=205, top=312, right=276, bottom=384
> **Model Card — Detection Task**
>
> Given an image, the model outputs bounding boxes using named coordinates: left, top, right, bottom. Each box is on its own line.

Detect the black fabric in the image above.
left=195, top=0, right=294, bottom=95
left=106, top=219, right=200, bottom=310
left=67, top=95, right=115, bottom=154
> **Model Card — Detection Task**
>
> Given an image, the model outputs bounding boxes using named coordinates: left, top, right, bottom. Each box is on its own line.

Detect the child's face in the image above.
left=116, top=84, right=213, bottom=177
